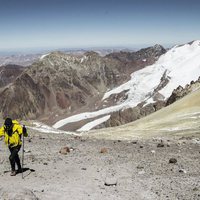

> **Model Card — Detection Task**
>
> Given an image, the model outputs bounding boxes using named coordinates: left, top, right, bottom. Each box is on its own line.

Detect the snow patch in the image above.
left=80, top=56, right=87, bottom=63
left=40, top=53, right=50, bottom=60
left=28, top=122, right=74, bottom=135
left=77, top=115, right=110, bottom=132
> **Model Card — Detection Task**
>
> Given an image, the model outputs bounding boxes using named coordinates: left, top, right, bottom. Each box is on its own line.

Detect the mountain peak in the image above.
left=84, top=51, right=100, bottom=57
left=153, top=44, right=165, bottom=51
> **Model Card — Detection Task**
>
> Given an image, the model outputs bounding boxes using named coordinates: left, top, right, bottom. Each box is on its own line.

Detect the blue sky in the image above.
left=0, top=0, right=200, bottom=51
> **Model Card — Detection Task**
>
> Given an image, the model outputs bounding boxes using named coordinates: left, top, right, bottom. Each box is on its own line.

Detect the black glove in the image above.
left=23, top=125, right=27, bottom=135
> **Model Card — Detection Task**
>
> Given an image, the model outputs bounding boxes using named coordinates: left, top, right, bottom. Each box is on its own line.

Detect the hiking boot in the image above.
left=10, top=170, right=16, bottom=176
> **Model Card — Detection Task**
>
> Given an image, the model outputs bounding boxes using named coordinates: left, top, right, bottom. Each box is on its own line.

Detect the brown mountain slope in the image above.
left=0, top=64, right=25, bottom=88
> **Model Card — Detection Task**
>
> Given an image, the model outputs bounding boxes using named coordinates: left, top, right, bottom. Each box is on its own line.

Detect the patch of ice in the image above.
left=28, top=122, right=74, bottom=135
left=77, top=115, right=110, bottom=132
left=40, top=53, right=50, bottom=60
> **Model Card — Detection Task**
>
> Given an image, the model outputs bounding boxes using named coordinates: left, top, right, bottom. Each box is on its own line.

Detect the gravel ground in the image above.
left=0, top=131, right=200, bottom=200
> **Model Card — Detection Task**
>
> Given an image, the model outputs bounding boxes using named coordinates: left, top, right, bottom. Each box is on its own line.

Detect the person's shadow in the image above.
left=17, top=168, right=36, bottom=178
left=4, top=168, right=35, bottom=178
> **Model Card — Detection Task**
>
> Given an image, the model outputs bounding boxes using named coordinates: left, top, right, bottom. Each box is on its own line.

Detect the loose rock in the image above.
left=169, top=158, right=177, bottom=164
left=104, top=177, right=117, bottom=186
left=100, top=148, right=108, bottom=154
left=157, top=143, right=164, bottom=148
left=179, top=169, right=187, bottom=173
left=59, top=147, right=70, bottom=155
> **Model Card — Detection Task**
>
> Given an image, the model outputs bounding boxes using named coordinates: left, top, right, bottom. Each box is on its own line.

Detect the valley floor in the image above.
left=0, top=131, right=200, bottom=200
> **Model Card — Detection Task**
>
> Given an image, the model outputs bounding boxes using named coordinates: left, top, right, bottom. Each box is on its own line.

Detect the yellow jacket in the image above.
left=0, top=120, right=28, bottom=147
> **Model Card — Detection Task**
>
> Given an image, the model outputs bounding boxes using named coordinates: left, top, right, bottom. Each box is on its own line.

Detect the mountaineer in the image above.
left=0, top=118, right=28, bottom=176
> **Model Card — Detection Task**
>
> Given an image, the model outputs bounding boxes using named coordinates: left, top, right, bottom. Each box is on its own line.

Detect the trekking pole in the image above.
left=22, top=125, right=25, bottom=179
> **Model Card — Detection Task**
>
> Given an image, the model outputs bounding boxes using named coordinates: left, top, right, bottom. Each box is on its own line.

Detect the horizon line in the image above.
left=0, top=43, right=175, bottom=54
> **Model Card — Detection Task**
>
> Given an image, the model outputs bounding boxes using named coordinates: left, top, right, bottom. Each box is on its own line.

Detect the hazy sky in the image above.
left=0, top=0, right=200, bottom=51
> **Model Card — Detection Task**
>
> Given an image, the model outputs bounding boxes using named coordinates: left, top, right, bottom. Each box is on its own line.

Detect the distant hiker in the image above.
left=0, top=118, right=28, bottom=176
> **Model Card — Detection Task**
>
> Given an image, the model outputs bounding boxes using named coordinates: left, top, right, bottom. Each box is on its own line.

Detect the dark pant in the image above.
left=9, top=145, right=21, bottom=171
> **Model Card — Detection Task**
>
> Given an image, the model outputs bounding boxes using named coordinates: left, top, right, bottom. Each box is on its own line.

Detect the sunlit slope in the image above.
left=88, top=88, right=200, bottom=140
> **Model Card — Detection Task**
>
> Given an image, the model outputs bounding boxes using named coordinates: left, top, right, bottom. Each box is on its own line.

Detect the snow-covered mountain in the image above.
left=0, top=41, right=199, bottom=132
left=53, top=40, right=200, bottom=131
left=103, top=40, right=200, bottom=104
left=0, top=44, right=164, bottom=120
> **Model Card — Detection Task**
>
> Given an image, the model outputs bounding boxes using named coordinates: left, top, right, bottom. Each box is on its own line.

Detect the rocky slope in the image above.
left=0, top=45, right=165, bottom=120
left=106, top=44, right=165, bottom=63
left=0, top=121, right=200, bottom=200
left=0, top=64, right=25, bottom=88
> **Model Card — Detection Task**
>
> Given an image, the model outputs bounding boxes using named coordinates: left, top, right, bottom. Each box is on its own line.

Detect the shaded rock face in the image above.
left=166, top=77, right=200, bottom=106
left=106, top=44, right=166, bottom=73
left=98, top=101, right=166, bottom=128
left=0, top=45, right=166, bottom=120
left=106, top=44, right=166, bottom=62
